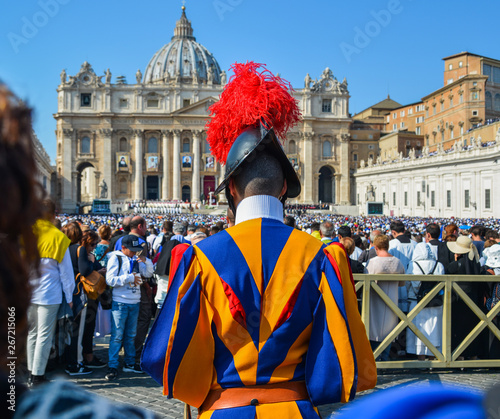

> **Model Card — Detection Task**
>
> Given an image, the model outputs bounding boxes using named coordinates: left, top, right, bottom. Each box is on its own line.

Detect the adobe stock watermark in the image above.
left=213, top=0, right=244, bottom=22
left=7, top=0, right=71, bottom=55
left=340, top=0, right=408, bottom=64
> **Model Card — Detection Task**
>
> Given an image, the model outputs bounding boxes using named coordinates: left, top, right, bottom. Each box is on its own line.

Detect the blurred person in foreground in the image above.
left=0, top=84, right=43, bottom=415
left=141, top=62, right=375, bottom=418
left=0, top=85, right=158, bottom=419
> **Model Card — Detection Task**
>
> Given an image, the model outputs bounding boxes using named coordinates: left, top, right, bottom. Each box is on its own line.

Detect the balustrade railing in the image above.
left=353, top=274, right=500, bottom=369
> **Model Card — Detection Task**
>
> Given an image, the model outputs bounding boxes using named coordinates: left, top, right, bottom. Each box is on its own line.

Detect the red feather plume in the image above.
left=205, top=62, right=301, bottom=164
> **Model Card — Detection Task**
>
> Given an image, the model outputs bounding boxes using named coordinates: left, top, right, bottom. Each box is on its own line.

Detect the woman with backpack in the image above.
left=65, top=229, right=104, bottom=375
left=406, top=242, right=445, bottom=361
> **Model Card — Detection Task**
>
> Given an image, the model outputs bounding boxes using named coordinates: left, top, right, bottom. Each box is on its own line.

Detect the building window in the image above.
left=289, top=140, right=296, bottom=154
left=393, top=112, right=397, bottom=118
left=495, top=94, right=500, bottom=111
left=485, top=189, right=491, bottom=209
left=148, top=137, right=158, bottom=153
left=459, top=61, right=463, bottom=68
left=183, top=99, right=191, bottom=107
left=404, top=191, right=408, bottom=206
left=460, top=125, right=464, bottom=135
left=433, top=105, right=436, bottom=115
left=368, top=134, right=373, bottom=139
left=401, top=110, right=405, bottom=117
left=450, top=97, right=453, bottom=107
left=448, top=64, right=453, bottom=70
left=447, top=190, right=451, bottom=208
left=400, top=122, right=405, bottom=128
left=441, top=102, right=444, bottom=112
left=369, top=153, right=373, bottom=160
left=431, top=191, right=435, bottom=207
left=204, top=140, right=211, bottom=154
left=447, top=79, right=454, bottom=85
left=80, top=136, right=91, bottom=154
left=450, top=129, right=454, bottom=138
left=322, top=99, right=332, bottom=113
left=393, top=192, right=396, bottom=206
left=147, top=99, right=159, bottom=108
left=382, top=192, right=386, bottom=204
left=408, top=108, right=413, bottom=115
left=368, top=144, right=374, bottom=150
left=81, top=94, right=91, bottom=107
left=352, top=134, right=357, bottom=139
left=119, top=137, right=128, bottom=152
left=182, top=138, right=190, bottom=153
left=393, top=124, right=397, bottom=131
left=486, top=91, right=492, bottom=109
left=322, top=140, right=332, bottom=158
left=459, top=94, right=463, bottom=104
left=417, top=191, right=421, bottom=206
left=416, top=127, right=421, bottom=135
left=353, top=153, right=358, bottom=161
left=472, top=110, right=478, bottom=116
left=119, top=98, right=128, bottom=108
left=465, top=190, right=470, bottom=208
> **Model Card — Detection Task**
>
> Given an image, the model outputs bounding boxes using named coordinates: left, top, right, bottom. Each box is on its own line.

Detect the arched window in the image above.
left=182, top=138, right=190, bottom=153
left=495, top=94, right=500, bottom=111
left=289, top=140, right=296, bottom=154
left=204, top=140, right=211, bottom=154
left=148, top=137, right=158, bottom=153
left=322, top=140, right=332, bottom=158
left=485, top=91, right=492, bottom=110
left=80, top=136, right=90, bottom=154
left=119, top=137, right=128, bottom=152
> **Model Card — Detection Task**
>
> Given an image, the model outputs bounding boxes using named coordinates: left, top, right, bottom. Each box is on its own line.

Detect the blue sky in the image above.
left=1, top=0, right=498, bottom=162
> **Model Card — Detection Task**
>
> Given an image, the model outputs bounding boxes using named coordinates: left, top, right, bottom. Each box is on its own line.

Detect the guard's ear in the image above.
left=279, top=179, right=288, bottom=200
left=228, top=178, right=237, bottom=199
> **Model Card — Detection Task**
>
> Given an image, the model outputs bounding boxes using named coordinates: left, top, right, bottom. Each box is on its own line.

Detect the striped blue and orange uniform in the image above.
left=141, top=218, right=376, bottom=418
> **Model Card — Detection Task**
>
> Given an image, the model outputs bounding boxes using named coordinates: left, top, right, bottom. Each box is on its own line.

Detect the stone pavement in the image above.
left=44, top=339, right=500, bottom=418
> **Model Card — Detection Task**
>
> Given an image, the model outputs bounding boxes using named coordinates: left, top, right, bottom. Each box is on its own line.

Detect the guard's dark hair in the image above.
left=232, top=151, right=284, bottom=198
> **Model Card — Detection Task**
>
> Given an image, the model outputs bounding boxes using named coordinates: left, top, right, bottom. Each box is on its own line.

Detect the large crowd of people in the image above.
left=3, top=68, right=500, bottom=417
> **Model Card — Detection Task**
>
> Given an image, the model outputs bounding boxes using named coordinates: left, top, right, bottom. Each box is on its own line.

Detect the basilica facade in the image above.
left=55, top=7, right=353, bottom=213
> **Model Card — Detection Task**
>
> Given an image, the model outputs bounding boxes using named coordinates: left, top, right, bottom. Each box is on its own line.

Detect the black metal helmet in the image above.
left=214, top=123, right=301, bottom=200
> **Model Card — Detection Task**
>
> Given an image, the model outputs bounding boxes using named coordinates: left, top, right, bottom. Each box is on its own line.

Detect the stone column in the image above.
left=161, top=130, right=170, bottom=200
left=134, top=130, right=143, bottom=200
left=71, top=171, right=79, bottom=204
left=302, top=132, right=314, bottom=203
left=94, top=171, right=101, bottom=199
left=339, top=133, right=350, bottom=204
left=172, top=129, right=181, bottom=200
left=192, top=130, right=202, bottom=202
left=99, top=128, right=113, bottom=200
left=61, top=128, right=74, bottom=211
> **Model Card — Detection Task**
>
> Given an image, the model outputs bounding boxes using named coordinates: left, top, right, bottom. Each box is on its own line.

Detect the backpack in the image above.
left=76, top=246, right=106, bottom=300
left=415, top=261, right=443, bottom=307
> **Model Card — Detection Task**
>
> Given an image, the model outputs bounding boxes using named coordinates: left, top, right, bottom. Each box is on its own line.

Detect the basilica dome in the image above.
left=143, top=7, right=222, bottom=85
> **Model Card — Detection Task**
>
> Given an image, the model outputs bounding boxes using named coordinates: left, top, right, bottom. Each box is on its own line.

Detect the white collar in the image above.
left=235, top=195, right=284, bottom=225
